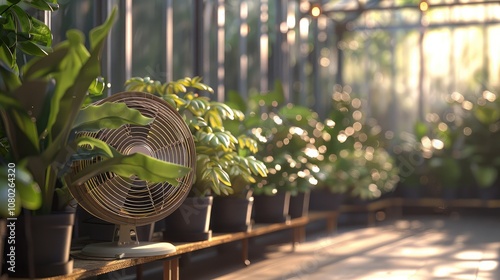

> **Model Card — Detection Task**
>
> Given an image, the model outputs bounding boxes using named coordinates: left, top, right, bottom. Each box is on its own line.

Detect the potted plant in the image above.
left=0, top=8, right=191, bottom=278
left=310, top=88, right=399, bottom=209
left=125, top=76, right=267, bottom=238
left=231, top=84, right=318, bottom=222
left=305, top=118, right=347, bottom=211
left=0, top=165, right=41, bottom=278
left=448, top=89, right=500, bottom=199
left=393, top=124, right=428, bottom=199
left=411, top=101, right=467, bottom=199
left=209, top=112, right=267, bottom=232
left=209, top=134, right=267, bottom=232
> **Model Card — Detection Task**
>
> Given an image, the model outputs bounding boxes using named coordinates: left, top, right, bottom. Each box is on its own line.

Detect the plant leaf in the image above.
left=42, top=8, right=118, bottom=166
left=67, top=143, right=192, bottom=187
left=73, top=102, right=154, bottom=132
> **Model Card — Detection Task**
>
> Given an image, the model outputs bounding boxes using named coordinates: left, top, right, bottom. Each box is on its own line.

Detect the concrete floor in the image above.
left=181, top=213, right=500, bottom=280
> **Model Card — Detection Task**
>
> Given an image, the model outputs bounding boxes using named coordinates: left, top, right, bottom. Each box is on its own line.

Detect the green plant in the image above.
left=0, top=1, right=59, bottom=217
left=0, top=0, right=58, bottom=75
left=125, top=76, right=267, bottom=198
left=226, top=83, right=319, bottom=196
left=312, top=87, right=399, bottom=200
left=410, top=114, right=464, bottom=193
left=448, top=89, right=500, bottom=189
left=0, top=8, right=191, bottom=215
left=0, top=164, right=40, bottom=217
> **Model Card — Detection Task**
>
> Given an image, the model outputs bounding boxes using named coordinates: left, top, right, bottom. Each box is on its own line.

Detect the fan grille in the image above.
left=69, top=92, right=195, bottom=226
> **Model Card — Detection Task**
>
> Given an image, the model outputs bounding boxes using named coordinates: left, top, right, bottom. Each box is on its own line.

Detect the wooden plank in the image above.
left=21, top=217, right=309, bottom=280
left=19, top=197, right=500, bottom=280
left=339, top=198, right=394, bottom=213
left=400, top=198, right=500, bottom=209
left=307, top=210, right=339, bottom=233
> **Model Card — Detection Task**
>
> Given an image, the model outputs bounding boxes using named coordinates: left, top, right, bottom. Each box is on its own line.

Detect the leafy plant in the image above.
left=447, top=89, right=500, bottom=189
left=226, top=83, right=320, bottom=196
left=0, top=8, right=191, bottom=215
left=0, top=0, right=58, bottom=75
left=0, top=1, right=59, bottom=206
left=0, top=164, right=40, bottom=217
left=125, top=76, right=267, bottom=198
left=312, top=86, right=399, bottom=200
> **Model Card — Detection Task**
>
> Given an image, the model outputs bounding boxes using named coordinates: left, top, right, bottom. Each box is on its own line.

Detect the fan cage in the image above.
left=69, top=91, right=196, bottom=226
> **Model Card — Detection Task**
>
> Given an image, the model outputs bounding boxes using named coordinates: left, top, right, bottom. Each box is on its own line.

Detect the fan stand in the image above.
left=81, top=224, right=176, bottom=258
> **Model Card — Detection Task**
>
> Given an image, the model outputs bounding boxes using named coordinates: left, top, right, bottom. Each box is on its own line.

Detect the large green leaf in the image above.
left=0, top=55, right=20, bottom=91
left=42, top=8, right=117, bottom=165
left=21, top=44, right=70, bottom=79
left=23, top=0, right=59, bottom=11
left=0, top=90, right=41, bottom=159
left=67, top=139, right=192, bottom=187
left=89, top=5, right=117, bottom=51
left=0, top=165, right=41, bottom=217
left=73, top=102, right=154, bottom=132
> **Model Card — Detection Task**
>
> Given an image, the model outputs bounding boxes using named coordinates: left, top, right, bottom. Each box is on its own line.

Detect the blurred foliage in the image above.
left=312, top=85, right=400, bottom=200
left=227, top=81, right=319, bottom=196
left=227, top=81, right=399, bottom=200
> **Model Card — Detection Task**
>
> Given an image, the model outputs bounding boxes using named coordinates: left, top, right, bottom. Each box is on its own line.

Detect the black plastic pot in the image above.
left=0, top=219, right=5, bottom=279
left=163, top=196, right=213, bottom=242
left=253, top=191, right=291, bottom=223
left=477, top=186, right=499, bottom=200
left=5, top=212, right=75, bottom=278
left=309, top=189, right=344, bottom=211
left=211, top=196, right=254, bottom=232
left=289, top=191, right=310, bottom=219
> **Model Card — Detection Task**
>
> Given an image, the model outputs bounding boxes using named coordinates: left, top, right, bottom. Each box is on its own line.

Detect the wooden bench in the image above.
left=399, top=197, right=500, bottom=210
left=306, top=210, right=339, bottom=234
left=339, top=198, right=401, bottom=226
left=19, top=197, right=500, bottom=280
left=21, top=216, right=309, bottom=280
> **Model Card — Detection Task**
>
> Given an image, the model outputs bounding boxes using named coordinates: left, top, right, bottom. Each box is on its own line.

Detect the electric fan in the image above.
left=67, top=91, right=196, bottom=258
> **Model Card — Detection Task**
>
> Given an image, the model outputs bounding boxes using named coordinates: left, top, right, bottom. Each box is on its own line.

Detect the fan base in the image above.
left=81, top=242, right=176, bottom=258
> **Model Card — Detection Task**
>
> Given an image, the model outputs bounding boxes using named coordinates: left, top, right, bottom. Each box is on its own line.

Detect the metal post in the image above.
left=217, top=0, right=225, bottom=101
left=259, top=0, right=269, bottom=93
left=239, top=0, right=249, bottom=100
left=193, top=1, right=204, bottom=78
left=125, top=0, right=133, bottom=81
left=166, top=0, right=173, bottom=82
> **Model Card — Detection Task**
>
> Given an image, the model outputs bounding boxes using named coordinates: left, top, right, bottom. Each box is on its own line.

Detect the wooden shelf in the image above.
left=13, top=197, right=500, bottom=280
left=16, top=217, right=309, bottom=280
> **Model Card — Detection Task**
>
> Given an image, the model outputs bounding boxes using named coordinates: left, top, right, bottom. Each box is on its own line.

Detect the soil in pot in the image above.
left=211, top=196, right=254, bottom=232
left=253, top=191, right=291, bottom=223
left=4, top=212, right=75, bottom=278
left=163, top=196, right=213, bottom=242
